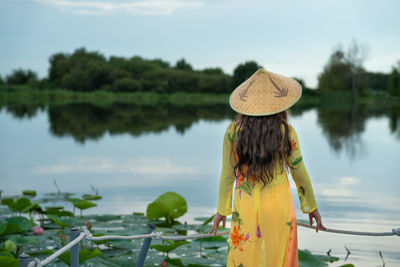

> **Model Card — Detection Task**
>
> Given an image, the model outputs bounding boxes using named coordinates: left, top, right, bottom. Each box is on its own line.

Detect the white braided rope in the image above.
left=27, top=231, right=86, bottom=267
left=297, top=222, right=400, bottom=237
left=25, top=223, right=399, bottom=266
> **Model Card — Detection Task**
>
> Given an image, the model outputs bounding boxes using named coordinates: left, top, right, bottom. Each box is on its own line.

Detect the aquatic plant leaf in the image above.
left=82, top=194, right=102, bottom=200
left=16, top=197, right=32, bottom=212
left=68, top=198, right=97, bottom=210
left=47, top=214, right=73, bottom=227
left=165, top=257, right=185, bottom=267
left=298, top=249, right=339, bottom=267
left=9, top=235, right=39, bottom=246
left=164, top=257, right=209, bottom=267
left=45, top=206, right=63, bottom=211
left=58, top=248, right=102, bottom=265
left=338, top=265, right=355, bottom=267
left=6, top=216, right=32, bottom=231
left=86, top=214, right=121, bottom=222
left=0, top=256, right=18, bottom=267
left=4, top=240, right=16, bottom=252
left=22, top=190, right=37, bottom=197
left=150, top=240, right=190, bottom=253
left=0, top=251, right=14, bottom=258
left=0, top=223, right=21, bottom=236
left=146, top=192, right=187, bottom=225
left=197, top=235, right=226, bottom=242
left=0, top=216, right=32, bottom=236
left=21, top=202, right=39, bottom=213
left=1, top=198, right=17, bottom=212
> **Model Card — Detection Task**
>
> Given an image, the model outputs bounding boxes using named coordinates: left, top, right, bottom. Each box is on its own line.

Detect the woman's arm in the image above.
left=210, top=122, right=236, bottom=235
left=216, top=122, right=236, bottom=216
left=289, top=125, right=325, bottom=231
left=288, top=125, right=318, bottom=213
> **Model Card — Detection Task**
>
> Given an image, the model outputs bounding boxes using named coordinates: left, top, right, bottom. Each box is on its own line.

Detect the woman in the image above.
left=209, top=68, right=324, bottom=267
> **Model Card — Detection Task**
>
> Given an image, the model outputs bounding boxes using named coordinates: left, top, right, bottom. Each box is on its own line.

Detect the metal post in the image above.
left=70, top=227, right=79, bottom=267
left=19, top=253, right=30, bottom=267
left=136, top=224, right=156, bottom=267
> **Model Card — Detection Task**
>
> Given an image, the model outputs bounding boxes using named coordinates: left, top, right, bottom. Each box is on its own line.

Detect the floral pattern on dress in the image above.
left=230, top=225, right=249, bottom=251
left=291, top=138, right=297, bottom=151
left=235, top=169, right=252, bottom=197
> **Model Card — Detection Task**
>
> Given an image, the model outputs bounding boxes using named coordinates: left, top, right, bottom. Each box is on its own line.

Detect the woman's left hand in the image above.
left=308, top=208, right=326, bottom=232
left=209, top=212, right=226, bottom=236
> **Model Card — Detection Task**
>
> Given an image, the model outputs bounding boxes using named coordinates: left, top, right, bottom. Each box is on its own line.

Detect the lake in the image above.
left=0, top=100, right=399, bottom=266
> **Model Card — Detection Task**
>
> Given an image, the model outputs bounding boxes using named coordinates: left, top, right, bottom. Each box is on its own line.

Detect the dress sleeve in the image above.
left=288, top=125, right=318, bottom=213
left=216, top=122, right=236, bottom=216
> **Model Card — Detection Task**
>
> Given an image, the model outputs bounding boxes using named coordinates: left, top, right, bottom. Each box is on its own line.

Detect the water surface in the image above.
left=1, top=102, right=399, bottom=266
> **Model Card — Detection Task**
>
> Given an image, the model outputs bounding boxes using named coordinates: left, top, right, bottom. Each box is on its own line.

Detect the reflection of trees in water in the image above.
left=317, top=104, right=367, bottom=159
left=1, top=101, right=399, bottom=153
left=388, top=105, right=400, bottom=140
left=316, top=103, right=400, bottom=158
left=46, top=103, right=235, bottom=143
left=0, top=102, right=46, bottom=119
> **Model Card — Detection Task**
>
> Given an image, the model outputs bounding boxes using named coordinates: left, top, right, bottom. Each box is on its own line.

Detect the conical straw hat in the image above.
left=229, top=68, right=302, bottom=116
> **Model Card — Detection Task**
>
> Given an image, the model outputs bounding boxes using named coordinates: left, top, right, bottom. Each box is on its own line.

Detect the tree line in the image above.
left=1, top=45, right=399, bottom=96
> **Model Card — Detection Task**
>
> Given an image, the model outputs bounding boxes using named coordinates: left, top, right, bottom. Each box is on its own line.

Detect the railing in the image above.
left=18, top=223, right=400, bottom=267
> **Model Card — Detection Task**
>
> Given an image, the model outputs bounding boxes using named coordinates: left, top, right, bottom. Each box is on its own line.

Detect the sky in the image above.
left=0, top=0, right=399, bottom=87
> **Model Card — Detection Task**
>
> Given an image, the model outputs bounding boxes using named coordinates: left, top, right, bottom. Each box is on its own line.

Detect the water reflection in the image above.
left=1, top=101, right=399, bottom=155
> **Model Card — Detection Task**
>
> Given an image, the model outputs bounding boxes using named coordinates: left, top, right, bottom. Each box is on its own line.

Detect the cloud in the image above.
left=33, top=157, right=204, bottom=175
left=34, top=0, right=203, bottom=15
left=320, top=176, right=361, bottom=197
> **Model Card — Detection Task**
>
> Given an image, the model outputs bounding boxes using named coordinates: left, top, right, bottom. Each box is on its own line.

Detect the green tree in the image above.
left=318, top=49, right=353, bottom=92
left=366, top=72, right=389, bottom=93
left=201, top=67, right=224, bottom=75
left=175, top=59, right=192, bottom=71
left=6, top=69, right=38, bottom=85
left=318, top=41, right=368, bottom=100
left=232, top=61, right=261, bottom=88
left=49, top=48, right=116, bottom=91
left=112, top=77, right=143, bottom=92
left=0, top=74, right=4, bottom=85
left=388, top=61, right=400, bottom=96
left=293, top=77, right=318, bottom=96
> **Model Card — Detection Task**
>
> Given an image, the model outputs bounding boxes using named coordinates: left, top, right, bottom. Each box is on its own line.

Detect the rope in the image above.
left=297, top=223, right=400, bottom=237
left=25, top=223, right=400, bottom=266
left=27, top=231, right=86, bottom=267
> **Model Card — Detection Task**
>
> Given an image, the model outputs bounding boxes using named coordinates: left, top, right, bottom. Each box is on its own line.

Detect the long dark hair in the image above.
left=233, top=111, right=292, bottom=187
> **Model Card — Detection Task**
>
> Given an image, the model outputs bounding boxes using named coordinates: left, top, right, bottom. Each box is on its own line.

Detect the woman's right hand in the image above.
left=308, top=208, right=325, bottom=232
left=209, top=212, right=226, bottom=236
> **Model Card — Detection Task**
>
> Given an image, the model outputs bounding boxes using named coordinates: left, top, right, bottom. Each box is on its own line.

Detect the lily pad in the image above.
left=4, top=240, right=16, bottom=252
left=151, top=240, right=190, bottom=253
left=82, top=194, right=102, bottom=201
left=0, top=216, right=32, bottom=236
left=21, top=202, right=39, bottom=213
left=146, top=192, right=187, bottom=226
left=69, top=198, right=97, bottom=210
left=15, top=197, right=32, bottom=212
left=47, top=214, right=74, bottom=228
left=9, top=235, right=39, bottom=246
left=0, top=256, right=18, bottom=267
left=58, top=248, right=102, bottom=265
left=22, top=190, right=37, bottom=197
left=1, top=198, right=17, bottom=212
left=298, top=249, right=339, bottom=267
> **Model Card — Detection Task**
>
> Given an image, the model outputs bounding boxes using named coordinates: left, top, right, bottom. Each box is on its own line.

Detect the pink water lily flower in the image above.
left=33, top=226, right=44, bottom=235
